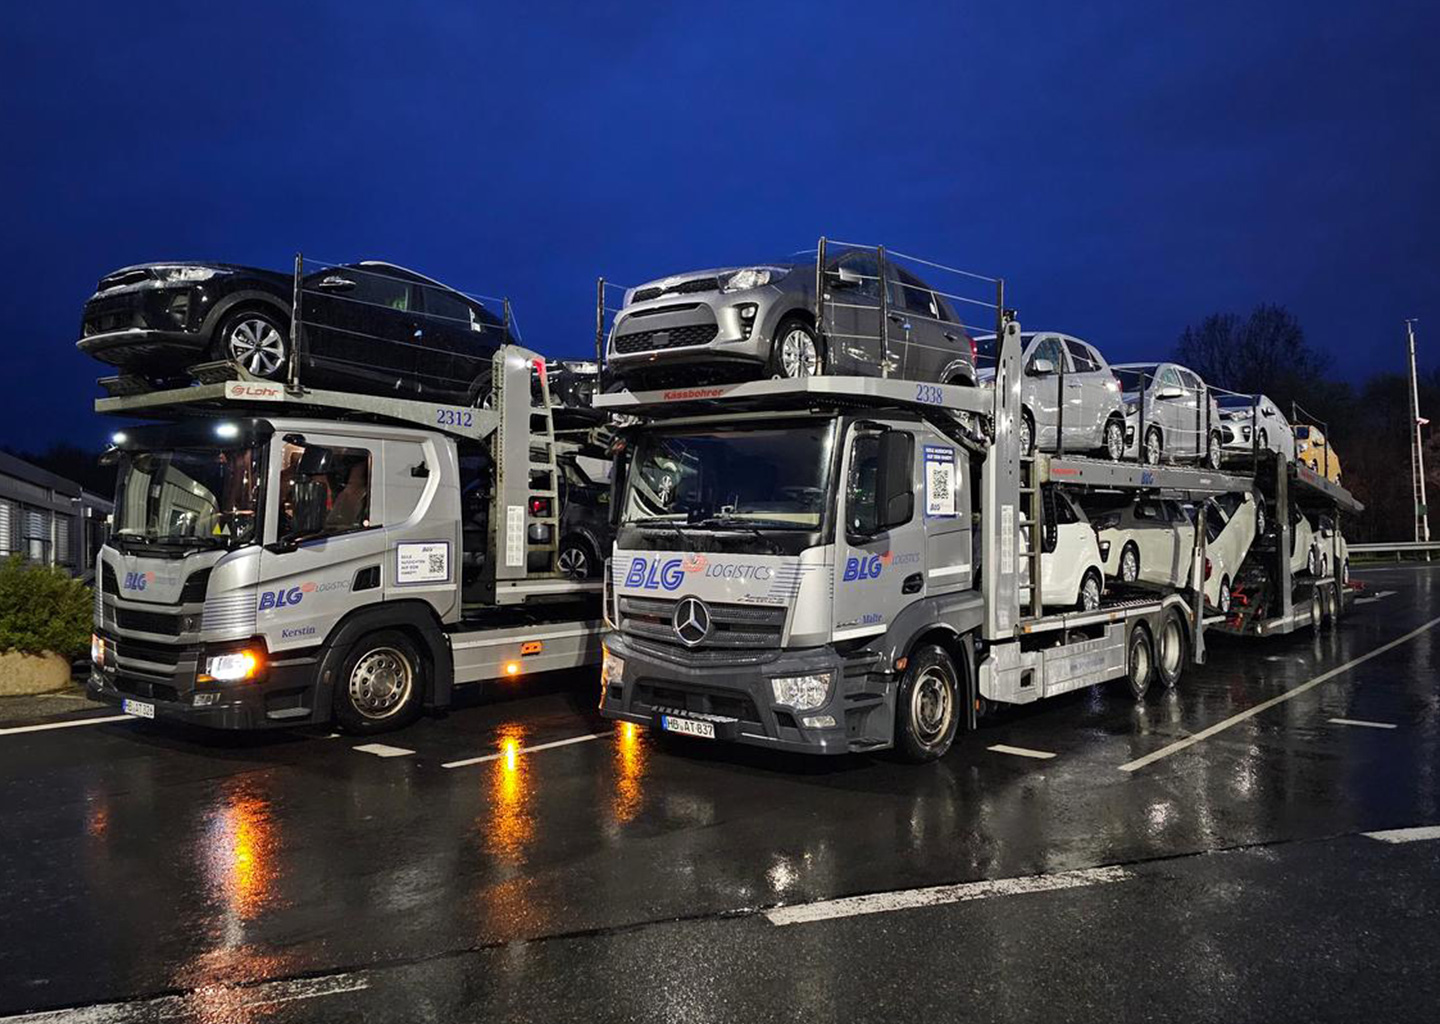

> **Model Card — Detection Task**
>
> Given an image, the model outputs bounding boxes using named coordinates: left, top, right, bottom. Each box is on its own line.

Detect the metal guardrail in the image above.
left=1349, top=541, right=1440, bottom=559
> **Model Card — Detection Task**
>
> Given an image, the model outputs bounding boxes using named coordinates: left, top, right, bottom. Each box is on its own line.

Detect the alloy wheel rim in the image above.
left=228, top=318, right=286, bottom=377
left=1145, top=431, right=1161, bottom=464
left=558, top=546, right=588, bottom=579
left=911, top=667, right=953, bottom=745
left=780, top=330, right=819, bottom=377
left=1160, top=621, right=1182, bottom=678
left=1107, top=422, right=1124, bottom=459
left=1131, top=636, right=1150, bottom=689
left=1020, top=417, right=1032, bottom=454
left=348, top=647, right=413, bottom=719
left=1082, top=576, right=1101, bottom=610
left=1220, top=582, right=1231, bottom=613
left=1122, top=548, right=1138, bottom=583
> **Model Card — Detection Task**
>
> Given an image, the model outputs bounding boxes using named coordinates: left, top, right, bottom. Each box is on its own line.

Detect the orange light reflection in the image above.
left=485, top=724, right=533, bottom=861
left=612, top=721, right=648, bottom=824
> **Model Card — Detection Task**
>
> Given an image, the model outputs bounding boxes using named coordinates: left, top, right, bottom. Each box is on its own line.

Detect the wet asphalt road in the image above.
left=1, top=565, right=1437, bottom=1022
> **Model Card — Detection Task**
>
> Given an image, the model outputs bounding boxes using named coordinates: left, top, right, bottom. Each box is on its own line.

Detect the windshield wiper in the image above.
left=628, top=516, right=692, bottom=548
left=687, top=515, right=783, bottom=554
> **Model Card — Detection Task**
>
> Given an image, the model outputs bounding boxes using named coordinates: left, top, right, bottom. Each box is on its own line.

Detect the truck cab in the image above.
left=600, top=387, right=981, bottom=756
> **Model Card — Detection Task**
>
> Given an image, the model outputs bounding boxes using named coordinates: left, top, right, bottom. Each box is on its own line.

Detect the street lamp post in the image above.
left=1406, top=319, right=1430, bottom=556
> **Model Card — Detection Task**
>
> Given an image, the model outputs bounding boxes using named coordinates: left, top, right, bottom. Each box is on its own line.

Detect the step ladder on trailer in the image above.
left=93, top=346, right=601, bottom=606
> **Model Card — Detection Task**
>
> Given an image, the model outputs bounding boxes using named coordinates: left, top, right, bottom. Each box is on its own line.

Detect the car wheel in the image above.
left=1255, top=501, right=1267, bottom=535
left=557, top=536, right=596, bottom=580
left=1142, top=427, right=1162, bottom=465
left=1119, top=543, right=1140, bottom=584
left=1257, top=429, right=1269, bottom=453
left=895, top=643, right=960, bottom=763
left=1217, top=576, right=1232, bottom=614
left=218, top=309, right=288, bottom=379
left=771, top=318, right=824, bottom=379
left=1342, top=559, right=1349, bottom=585
left=1155, top=609, right=1187, bottom=689
left=1019, top=409, right=1036, bottom=456
left=332, top=630, right=424, bottom=735
left=1125, top=622, right=1153, bottom=700
left=1078, top=570, right=1103, bottom=612
left=1207, top=431, right=1223, bottom=470
left=1102, top=418, right=1125, bottom=460
left=1306, top=547, right=1318, bottom=576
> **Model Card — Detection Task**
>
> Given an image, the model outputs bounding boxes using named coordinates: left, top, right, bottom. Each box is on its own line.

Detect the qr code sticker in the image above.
left=428, top=553, right=445, bottom=574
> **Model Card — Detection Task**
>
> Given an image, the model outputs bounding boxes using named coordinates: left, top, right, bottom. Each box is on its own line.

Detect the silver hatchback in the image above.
left=978, top=332, right=1129, bottom=458
left=1112, top=361, right=1223, bottom=468
left=605, top=250, right=979, bottom=389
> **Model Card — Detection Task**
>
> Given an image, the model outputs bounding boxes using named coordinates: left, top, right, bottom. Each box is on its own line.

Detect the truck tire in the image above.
left=1307, top=589, right=1323, bottom=632
left=1154, top=609, right=1186, bottom=689
left=895, top=643, right=960, bottom=763
left=1125, top=622, right=1154, bottom=699
left=333, top=630, right=425, bottom=734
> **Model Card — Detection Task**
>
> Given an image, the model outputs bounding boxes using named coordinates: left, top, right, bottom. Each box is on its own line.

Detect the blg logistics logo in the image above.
left=257, top=578, right=351, bottom=611
left=842, top=550, right=921, bottom=581
left=122, top=570, right=157, bottom=592
left=622, top=553, right=773, bottom=591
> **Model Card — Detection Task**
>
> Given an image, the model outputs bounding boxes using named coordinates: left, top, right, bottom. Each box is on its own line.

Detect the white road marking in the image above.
left=1362, top=825, right=1440, bottom=844
left=1118, top=614, right=1440, bottom=773
left=987, top=743, right=1057, bottom=760
left=353, top=743, right=415, bottom=758
left=0, top=974, right=369, bottom=1022
left=1373, top=590, right=1397, bottom=598
left=1327, top=717, right=1396, bottom=729
left=0, top=715, right=131, bottom=737
left=442, top=731, right=609, bottom=769
left=765, top=865, right=1132, bottom=927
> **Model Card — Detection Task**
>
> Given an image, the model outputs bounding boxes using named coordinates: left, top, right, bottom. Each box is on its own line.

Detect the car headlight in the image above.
left=722, top=267, right=787, bottom=293
left=200, top=649, right=263, bottom=683
left=770, top=672, right=831, bottom=711
left=153, top=265, right=221, bottom=284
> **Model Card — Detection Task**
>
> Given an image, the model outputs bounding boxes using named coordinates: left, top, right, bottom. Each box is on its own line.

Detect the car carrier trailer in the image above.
left=594, top=318, right=1363, bottom=760
left=87, top=346, right=605, bottom=733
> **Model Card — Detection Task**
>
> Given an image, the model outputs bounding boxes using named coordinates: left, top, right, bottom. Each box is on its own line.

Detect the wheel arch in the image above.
left=877, top=594, right=983, bottom=732
left=201, top=290, right=293, bottom=339
left=313, top=599, right=454, bottom=721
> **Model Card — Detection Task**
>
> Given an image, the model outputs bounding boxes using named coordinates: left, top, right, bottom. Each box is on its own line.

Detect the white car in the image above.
left=1019, top=488, right=1106, bottom=610
left=1313, top=513, right=1348, bottom=581
left=1185, top=493, right=1260, bottom=612
left=1288, top=506, right=1317, bottom=575
left=1094, top=497, right=1195, bottom=587
left=1216, top=394, right=1295, bottom=461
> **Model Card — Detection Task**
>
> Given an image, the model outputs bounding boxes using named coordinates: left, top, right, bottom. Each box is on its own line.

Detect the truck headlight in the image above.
left=721, top=267, right=787, bottom=293
left=199, top=649, right=263, bottom=683
left=770, top=672, right=831, bottom=711
left=91, top=633, right=105, bottom=668
left=601, top=648, right=625, bottom=688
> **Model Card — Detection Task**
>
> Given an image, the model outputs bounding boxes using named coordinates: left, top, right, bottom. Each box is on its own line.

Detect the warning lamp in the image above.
left=504, top=661, right=521, bottom=677
left=529, top=496, right=552, bottom=517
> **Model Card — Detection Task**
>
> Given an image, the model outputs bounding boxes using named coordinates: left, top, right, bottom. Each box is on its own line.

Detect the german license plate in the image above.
left=661, top=714, right=715, bottom=739
left=121, top=699, right=155, bottom=719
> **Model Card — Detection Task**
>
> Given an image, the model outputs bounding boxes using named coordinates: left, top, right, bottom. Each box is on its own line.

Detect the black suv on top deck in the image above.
left=78, top=261, right=512, bottom=404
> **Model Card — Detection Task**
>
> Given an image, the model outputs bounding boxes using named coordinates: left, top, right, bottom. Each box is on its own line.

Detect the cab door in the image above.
left=833, top=422, right=924, bottom=641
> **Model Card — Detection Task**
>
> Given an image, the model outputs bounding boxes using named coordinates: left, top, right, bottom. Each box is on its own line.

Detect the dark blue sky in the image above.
left=4, top=1, right=1438, bottom=448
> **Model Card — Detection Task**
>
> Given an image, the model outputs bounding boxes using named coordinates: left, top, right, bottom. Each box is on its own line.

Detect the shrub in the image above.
left=0, top=556, right=93, bottom=657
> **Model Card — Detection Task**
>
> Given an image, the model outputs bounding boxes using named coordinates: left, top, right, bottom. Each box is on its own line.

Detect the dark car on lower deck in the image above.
left=78, top=260, right=512, bottom=404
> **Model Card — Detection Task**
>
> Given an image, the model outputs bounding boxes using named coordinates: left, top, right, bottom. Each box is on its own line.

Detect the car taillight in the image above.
left=529, top=496, right=551, bottom=516
left=968, top=335, right=977, bottom=365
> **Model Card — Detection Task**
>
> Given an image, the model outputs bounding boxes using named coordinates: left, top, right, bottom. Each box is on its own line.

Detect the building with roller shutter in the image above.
left=0, top=451, right=112, bottom=581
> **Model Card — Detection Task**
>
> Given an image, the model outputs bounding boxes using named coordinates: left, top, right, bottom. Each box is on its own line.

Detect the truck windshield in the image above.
left=623, top=422, right=835, bottom=530
left=113, top=445, right=263, bottom=550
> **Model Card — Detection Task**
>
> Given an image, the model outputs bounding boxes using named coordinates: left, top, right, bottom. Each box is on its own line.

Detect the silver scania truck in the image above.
left=596, top=319, right=1361, bottom=760
left=87, top=347, right=605, bottom=733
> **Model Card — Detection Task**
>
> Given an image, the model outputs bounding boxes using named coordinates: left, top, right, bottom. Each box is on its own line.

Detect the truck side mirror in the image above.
left=297, top=444, right=337, bottom=476
left=875, top=431, right=914, bottom=531
left=291, top=479, right=329, bottom=537
left=608, top=449, right=630, bottom=528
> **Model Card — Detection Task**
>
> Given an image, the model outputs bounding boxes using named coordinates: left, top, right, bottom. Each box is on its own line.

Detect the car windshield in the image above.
left=113, top=445, right=263, bottom=550
left=1114, top=367, right=1158, bottom=392
left=623, top=422, right=836, bottom=530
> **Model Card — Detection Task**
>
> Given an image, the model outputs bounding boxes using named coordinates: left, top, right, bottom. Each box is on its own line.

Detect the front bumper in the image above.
left=607, top=293, right=776, bottom=381
left=599, top=632, right=893, bottom=755
left=77, top=328, right=208, bottom=371
left=86, top=650, right=323, bottom=730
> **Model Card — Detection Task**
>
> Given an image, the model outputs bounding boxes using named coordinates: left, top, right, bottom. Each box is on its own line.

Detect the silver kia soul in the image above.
left=605, top=249, right=979, bottom=389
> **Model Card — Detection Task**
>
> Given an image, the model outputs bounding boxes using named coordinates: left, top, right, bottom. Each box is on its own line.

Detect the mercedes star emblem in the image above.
left=672, top=596, right=711, bottom=647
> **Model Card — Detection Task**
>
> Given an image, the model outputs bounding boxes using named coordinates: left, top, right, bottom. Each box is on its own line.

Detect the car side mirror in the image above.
left=827, top=266, right=863, bottom=289
left=315, top=275, right=356, bottom=293
left=1158, top=386, right=1184, bottom=400
left=875, top=431, right=914, bottom=532
left=1028, top=357, right=1055, bottom=376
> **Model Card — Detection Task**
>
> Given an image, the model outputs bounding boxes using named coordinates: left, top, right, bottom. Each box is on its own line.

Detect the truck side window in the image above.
left=847, top=434, right=881, bottom=534
left=278, top=442, right=375, bottom=539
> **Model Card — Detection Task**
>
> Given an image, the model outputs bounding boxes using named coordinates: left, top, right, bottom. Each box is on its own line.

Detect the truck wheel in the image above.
left=1119, top=543, right=1140, bottom=584
left=1125, top=622, right=1154, bottom=699
left=1308, top=589, right=1323, bottom=631
left=1331, top=581, right=1344, bottom=621
left=1319, top=584, right=1336, bottom=630
left=895, top=644, right=960, bottom=763
left=1155, top=610, right=1186, bottom=689
left=333, top=630, right=425, bottom=734
left=770, top=317, right=825, bottom=378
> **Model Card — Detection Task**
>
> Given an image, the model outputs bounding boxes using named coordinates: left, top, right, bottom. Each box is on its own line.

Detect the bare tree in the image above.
left=1175, top=304, right=1325, bottom=411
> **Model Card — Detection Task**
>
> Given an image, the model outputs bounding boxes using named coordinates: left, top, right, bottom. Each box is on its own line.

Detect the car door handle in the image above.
left=902, top=572, right=923, bottom=594
left=887, top=313, right=908, bottom=325
left=943, top=331, right=959, bottom=342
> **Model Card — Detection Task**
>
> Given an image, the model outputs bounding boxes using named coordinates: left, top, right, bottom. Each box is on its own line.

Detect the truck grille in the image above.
left=630, top=278, right=721, bottom=303
left=619, top=595, right=786, bottom=649
left=111, top=636, right=187, bottom=669
left=635, top=681, right=760, bottom=724
left=613, top=323, right=718, bottom=355
left=115, top=607, right=185, bottom=636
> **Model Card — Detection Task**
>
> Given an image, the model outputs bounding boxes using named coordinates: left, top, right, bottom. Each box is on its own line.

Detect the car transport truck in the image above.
left=595, top=316, right=1362, bottom=760
left=87, top=346, right=607, bottom=733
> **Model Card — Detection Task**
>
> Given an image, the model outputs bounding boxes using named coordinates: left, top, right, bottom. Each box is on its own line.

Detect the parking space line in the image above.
left=0, top=715, right=131, bottom=737
left=987, top=744, right=1057, bottom=760
left=0, top=974, right=369, bottom=1022
left=1362, top=825, right=1440, bottom=844
left=353, top=743, right=416, bottom=758
left=442, top=731, right=609, bottom=769
left=1327, top=718, right=1396, bottom=730
left=1118, top=614, right=1440, bottom=773
left=765, top=865, right=1132, bottom=926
